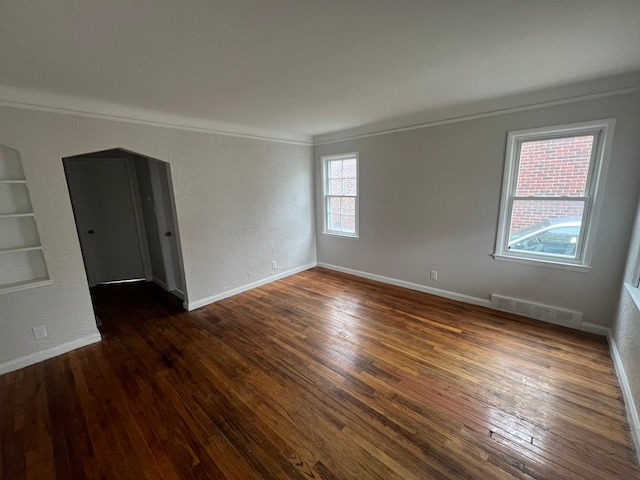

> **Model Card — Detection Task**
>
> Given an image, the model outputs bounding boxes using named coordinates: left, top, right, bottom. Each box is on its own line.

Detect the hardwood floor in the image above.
left=1, top=267, right=639, bottom=479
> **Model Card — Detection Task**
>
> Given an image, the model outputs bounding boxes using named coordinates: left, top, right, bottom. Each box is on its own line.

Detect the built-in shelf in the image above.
left=0, top=144, right=50, bottom=294
left=0, top=246, right=43, bottom=254
left=0, top=278, right=53, bottom=295
left=0, top=213, right=36, bottom=218
left=0, top=183, right=33, bottom=215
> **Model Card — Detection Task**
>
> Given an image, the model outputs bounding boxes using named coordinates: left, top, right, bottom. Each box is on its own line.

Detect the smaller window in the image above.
left=322, top=152, right=358, bottom=238
left=495, top=119, right=615, bottom=269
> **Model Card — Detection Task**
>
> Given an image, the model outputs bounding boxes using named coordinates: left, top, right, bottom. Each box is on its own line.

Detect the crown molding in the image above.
left=0, top=85, right=313, bottom=146
left=313, top=86, right=640, bottom=146
left=2, top=75, right=638, bottom=149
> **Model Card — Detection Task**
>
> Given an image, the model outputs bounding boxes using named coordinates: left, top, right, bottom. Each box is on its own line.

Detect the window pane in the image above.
left=509, top=200, right=584, bottom=257
left=341, top=197, right=355, bottom=215
left=328, top=197, right=340, bottom=214
left=328, top=213, right=341, bottom=231
left=510, top=199, right=584, bottom=233
left=328, top=178, right=343, bottom=195
left=341, top=214, right=356, bottom=233
left=328, top=160, right=342, bottom=179
left=516, top=136, right=593, bottom=197
left=343, top=178, right=357, bottom=196
left=343, top=159, right=357, bottom=178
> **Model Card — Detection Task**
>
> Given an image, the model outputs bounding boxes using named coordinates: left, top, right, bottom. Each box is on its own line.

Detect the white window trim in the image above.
left=494, top=119, right=615, bottom=271
left=322, top=152, right=359, bottom=239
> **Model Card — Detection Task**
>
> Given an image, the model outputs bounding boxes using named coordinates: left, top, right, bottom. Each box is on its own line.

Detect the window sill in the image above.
left=493, top=253, right=590, bottom=272
left=322, top=232, right=359, bottom=240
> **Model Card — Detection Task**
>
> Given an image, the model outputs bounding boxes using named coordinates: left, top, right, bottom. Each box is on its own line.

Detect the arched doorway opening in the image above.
left=63, top=148, right=187, bottom=324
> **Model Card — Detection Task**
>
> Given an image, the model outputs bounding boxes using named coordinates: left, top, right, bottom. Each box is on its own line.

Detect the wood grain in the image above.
left=1, top=267, right=638, bottom=479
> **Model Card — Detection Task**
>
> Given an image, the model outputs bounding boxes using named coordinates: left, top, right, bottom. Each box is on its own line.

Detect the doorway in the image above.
left=63, top=149, right=186, bottom=320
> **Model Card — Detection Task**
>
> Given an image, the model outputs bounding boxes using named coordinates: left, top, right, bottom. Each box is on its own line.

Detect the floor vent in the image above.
left=490, top=294, right=583, bottom=329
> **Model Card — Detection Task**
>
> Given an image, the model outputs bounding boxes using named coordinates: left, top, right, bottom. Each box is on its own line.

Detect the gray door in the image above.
left=149, top=160, right=185, bottom=294
left=65, top=158, right=146, bottom=286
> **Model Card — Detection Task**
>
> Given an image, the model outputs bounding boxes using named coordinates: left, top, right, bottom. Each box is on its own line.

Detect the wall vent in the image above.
left=490, top=294, right=583, bottom=329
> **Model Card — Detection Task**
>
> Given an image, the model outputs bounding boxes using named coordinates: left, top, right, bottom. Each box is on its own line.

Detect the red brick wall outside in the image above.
left=510, top=136, right=593, bottom=232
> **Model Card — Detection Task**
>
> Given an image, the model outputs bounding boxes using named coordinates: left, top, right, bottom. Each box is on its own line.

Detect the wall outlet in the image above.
left=271, top=260, right=278, bottom=270
left=430, top=270, right=438, bottom=281
left=32, top=325, right=48, bottom=340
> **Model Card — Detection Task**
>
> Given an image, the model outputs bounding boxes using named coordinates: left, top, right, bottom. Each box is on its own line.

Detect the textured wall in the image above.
left=315, top=92, right=640, bottom=327
left=613, top=190, right=640, bottom=443
left=0, top=106, right=315, bottom=368
left=615, top=288, right=640, bottom=412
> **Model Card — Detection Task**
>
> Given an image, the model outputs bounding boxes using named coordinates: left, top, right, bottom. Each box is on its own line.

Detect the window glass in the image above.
left=516, top=136, right=593, bottom=197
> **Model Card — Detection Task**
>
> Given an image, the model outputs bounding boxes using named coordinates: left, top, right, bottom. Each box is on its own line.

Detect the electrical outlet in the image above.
left=271, top=260, right=277, bottom=270
left=32, top=325, right=48, bottom=340
left=430, top=270, right=438, bottom=281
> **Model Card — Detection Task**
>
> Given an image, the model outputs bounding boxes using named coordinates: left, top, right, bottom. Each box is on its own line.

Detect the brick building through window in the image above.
left=510, top=135, right=593, bottom=232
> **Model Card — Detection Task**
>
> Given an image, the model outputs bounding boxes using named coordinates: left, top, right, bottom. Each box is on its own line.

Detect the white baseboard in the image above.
left=317, top=262, right=492, bottom=308
left=186, top=262, right=317, bottom=311
left=580, top=322, right=610, bottom=336
left=153, top=277, right=168, bottom=290
left=0, top=332, right=102, bottom=376
left=153, top=277, right=185, bottom=302
left=607, top=331, right=640, bottom=465
left=171, top=288, right=185, bottom=300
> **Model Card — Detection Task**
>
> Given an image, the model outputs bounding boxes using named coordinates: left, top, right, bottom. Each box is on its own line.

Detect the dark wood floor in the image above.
left=1, top=267, right=639, bottom=479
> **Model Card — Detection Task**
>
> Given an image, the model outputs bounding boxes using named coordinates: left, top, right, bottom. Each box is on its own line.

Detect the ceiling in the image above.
left=1, top=0, right=639, bottom=143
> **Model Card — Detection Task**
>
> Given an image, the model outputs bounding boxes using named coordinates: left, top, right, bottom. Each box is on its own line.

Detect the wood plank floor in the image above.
left=1, top=267, right=639, bottom=479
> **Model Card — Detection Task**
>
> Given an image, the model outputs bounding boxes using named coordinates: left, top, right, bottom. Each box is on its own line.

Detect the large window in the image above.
left=495, top=119, right=614, bottom=269
left=322, top=152, right=358, bottom=238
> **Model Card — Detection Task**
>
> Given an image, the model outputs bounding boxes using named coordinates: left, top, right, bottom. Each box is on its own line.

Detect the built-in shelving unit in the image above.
left=0, top=145, right=51, bottom=294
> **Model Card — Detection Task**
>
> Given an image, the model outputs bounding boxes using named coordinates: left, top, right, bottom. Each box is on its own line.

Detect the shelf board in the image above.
left=0, top=179, right=27, bottom=184
left=0, top=278, right=52, bottom=295
left=0, top=246, right=43, bottom=254
left=0, top=213, right=35, bottom=218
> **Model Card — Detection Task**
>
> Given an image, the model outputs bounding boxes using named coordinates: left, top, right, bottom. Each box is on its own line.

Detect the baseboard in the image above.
left=171, top=289, right=185, bottom=300
left=152, top=277, right=168, bottom=291
left=607, top=332, right=640, bottom=465
left=317, top=262, right=492, bottom=308
left=153, top=277, right=186, bottom=302
left=186, top=262, right=317, bottom=311
left=580, top=322, right=610, bottom=336
left=0, top=332, right=102, bottom=376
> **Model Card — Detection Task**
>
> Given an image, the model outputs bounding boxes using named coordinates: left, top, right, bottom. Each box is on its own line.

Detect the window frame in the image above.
left=322, top=152, right=359, bottom=239
left=494, top=119, right=615, bottom=271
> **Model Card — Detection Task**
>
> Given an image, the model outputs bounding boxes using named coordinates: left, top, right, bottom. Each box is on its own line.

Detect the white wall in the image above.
left=315, top=92, right=640, bottom=327
left=0, top=106, right=316, bottom=373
